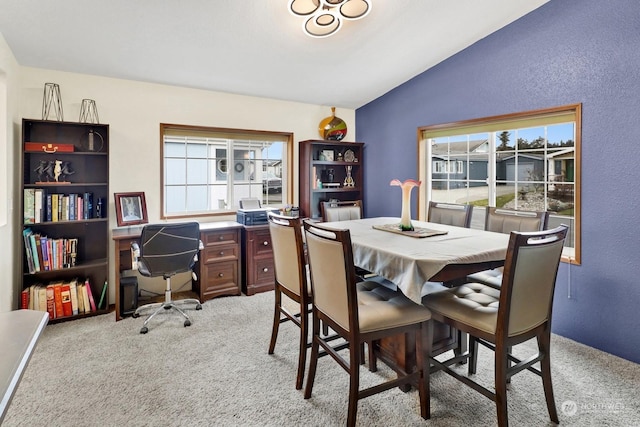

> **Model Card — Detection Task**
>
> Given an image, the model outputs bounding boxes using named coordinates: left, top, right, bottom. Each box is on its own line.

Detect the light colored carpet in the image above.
left=4, top=292, right=639, bottom=426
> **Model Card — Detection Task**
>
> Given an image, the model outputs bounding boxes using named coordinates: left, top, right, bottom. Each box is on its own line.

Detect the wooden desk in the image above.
left=0, top=310, right=48, bottom=423
left=112, top=222, right=243, bottom=321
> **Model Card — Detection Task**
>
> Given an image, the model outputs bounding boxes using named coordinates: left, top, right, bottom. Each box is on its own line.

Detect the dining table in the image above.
left=320, top=216, right=511, bottom=380
left=322, top=217, right=510, bottom=303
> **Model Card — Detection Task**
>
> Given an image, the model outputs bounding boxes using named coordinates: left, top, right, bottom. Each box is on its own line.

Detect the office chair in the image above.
left=423, top=225, right=568, bottom=427
left=131, top=222, right=203, bottom=334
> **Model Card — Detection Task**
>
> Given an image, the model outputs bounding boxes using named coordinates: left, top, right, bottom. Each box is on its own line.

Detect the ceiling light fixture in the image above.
left=288, top=0, right=372, bottom=38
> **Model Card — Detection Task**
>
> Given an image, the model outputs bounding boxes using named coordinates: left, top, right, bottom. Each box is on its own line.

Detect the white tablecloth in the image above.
left=322, top=217, right=510, bottom=303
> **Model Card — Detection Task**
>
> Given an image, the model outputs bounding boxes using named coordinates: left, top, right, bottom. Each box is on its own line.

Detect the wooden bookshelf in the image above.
left=298, top=140, right=365, bottom=220
left=20, top=119, right=110, bottom=322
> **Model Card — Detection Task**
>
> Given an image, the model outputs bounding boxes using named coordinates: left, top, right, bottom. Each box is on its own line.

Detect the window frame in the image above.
left=417, top=104, right=581, bottom=265
left=160, top=123, right=293, bottom=219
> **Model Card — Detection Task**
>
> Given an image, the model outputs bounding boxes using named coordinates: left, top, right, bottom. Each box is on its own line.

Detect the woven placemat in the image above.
left=372, top=224, right=449, bottom=238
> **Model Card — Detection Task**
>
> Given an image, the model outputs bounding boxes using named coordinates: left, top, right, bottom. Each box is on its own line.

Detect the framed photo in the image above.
left=320, top=149, right=334, bottom=161
left=114, top=192, right=148, bottom=227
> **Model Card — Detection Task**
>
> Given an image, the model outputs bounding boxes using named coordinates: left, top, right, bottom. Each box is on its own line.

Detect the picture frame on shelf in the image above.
left=320, top=149, right=334, bottom=161
left=114, top=192, right=148, bottom=227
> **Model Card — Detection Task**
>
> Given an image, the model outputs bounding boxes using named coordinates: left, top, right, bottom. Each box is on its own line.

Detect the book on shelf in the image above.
left=69, top=278, right=79, bottom=315
left=37, top=285, right=47, bottom=313
left=28, top=231, right=41, bottom=272
left=40, top=235, right=50, bottom=271
left=46, top=285, right=55, bottom=319
left=76, top=282, right=84, bottom=314
left=77, top=194, right=84, bottom=220
left=23, top=228, right=35, bottom=274
left=51, top=193, right=59, bottom=222
left=60, top=283, right=73, bottom=317
left=27, top=284, right=36, bottom=310
left=85, top=279, right=97, bottom=312
left=83, top=192, right=93, bottom=220
left=20, top=288, right=29, bottom=309
left=46, top=193, right=52, bottom=221
left=52, top=282, right=64, bottom=318
left=35, top=236, right=44, bottom=271
left=81, top=282, right=91, bottom=313
left=97, top=280, right=108, bottom=310
left=69, top=194, right=76, bottom=221
left=34, top=188, right=44, bottom=223
left=23, top=189, right=35, bottom=224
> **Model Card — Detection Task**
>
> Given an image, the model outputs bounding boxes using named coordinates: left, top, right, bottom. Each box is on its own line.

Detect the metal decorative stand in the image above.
left=42, top=83, right=64, bottom=121
left=79, top=99, right=100, bottom=123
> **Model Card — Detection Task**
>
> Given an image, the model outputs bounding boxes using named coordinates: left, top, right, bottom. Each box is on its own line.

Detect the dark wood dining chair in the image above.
left=427, top=201, right=473, bottom=228
left=422, top=225, right=568, bottom=427
left=302, top=220, right=433, bottom=426
left=467, top=207, right=549, bottom=289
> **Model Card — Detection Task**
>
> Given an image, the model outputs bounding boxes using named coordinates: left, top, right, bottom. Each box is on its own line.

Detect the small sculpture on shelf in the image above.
left=344, top=165, right=355, bottom=187
left=46, top=160, right=75, bottom=182
left=34, top=160, right=54, bottom=182
left=59, top=161, right=75, bottom=182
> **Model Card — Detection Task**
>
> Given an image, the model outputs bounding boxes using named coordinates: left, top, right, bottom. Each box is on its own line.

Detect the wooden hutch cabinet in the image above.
left=299, top=140, right=365, bottom=220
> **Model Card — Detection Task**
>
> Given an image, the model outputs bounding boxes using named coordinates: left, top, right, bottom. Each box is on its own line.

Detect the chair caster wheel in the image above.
left=140, top=327, right=148, bottom=334
left=132, top=312, right=140, bottom=318
left=196, top=304, right=202, bottom=310
left=184, top=320, right=191, bottom=327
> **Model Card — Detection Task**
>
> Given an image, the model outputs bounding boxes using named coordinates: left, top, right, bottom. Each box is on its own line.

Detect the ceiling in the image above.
left=0, top=0, right=549, bottom=109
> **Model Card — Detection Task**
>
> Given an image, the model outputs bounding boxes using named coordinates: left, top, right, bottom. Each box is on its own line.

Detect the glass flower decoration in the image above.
left=390, top=179, right=422, bottom=231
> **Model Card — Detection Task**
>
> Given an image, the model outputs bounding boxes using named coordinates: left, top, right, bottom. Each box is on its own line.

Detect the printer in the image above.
left=236, top=208, right=279, bottom=225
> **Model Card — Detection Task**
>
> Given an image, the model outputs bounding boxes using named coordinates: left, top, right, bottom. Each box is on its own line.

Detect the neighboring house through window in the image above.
left=417, top=104, right=581, bottom=263
left=161, top=124, right=292, bottom=218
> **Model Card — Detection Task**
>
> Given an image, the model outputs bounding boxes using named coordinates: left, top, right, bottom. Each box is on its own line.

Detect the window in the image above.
left=161, top=124, right=292, bottom=218
left=418, top=104, right=581, bottom=264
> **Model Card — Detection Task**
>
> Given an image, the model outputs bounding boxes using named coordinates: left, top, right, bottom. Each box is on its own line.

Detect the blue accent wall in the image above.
left=356, top=0, right=640, bottom=363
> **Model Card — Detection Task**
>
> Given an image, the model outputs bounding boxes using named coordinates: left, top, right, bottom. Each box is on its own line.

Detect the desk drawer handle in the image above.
left=263, top=241, right=269, bottom=246
left=219, top=236, right=224, bottom=241
left=218, top=272, right=224, bottom=278
left=219, top=251, right=225, bottom=256
left=262, top=267, right=269, bottom=273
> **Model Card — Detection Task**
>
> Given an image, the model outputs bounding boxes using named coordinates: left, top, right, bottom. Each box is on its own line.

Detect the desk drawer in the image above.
left=200, top=260, right=240, bottom=298
left=247, top=229, right=273, bottom=256
left=202, top=243, right=238, bottom=263
left=253, top=258, right=275, bottom=284
left=201, top=229, right=239, bottom=246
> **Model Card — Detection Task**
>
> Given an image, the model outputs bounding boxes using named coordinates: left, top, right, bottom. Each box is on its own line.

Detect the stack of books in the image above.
left=20, top=279, right=108, bottom=319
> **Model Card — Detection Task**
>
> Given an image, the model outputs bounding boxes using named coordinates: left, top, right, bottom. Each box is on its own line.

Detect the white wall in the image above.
left=7, top=65, right=356, bottom=310
left=0, top=34, right=20, bottom=312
